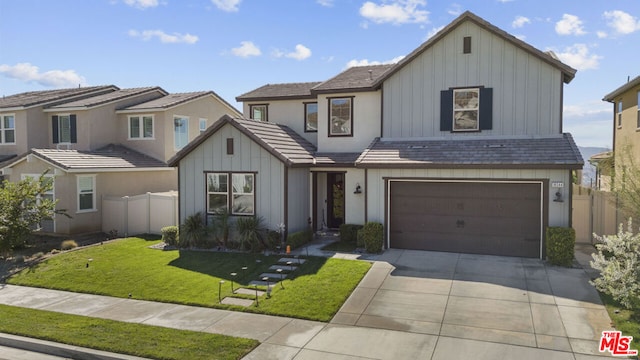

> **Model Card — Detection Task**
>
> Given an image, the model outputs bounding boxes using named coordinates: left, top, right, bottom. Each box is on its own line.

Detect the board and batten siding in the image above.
left=383, top=21, right=563, bottom=138
left=366, top=168, right=572, bottom=229
left=286, top=167, right=311, bottom=233
left=178, top=123, right=287, bottom=229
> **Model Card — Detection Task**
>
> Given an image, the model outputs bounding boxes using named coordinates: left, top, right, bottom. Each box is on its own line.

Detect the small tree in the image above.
left=0, top=172, right=60, bottom=257
left=590, top=219, right=640, bottom=309
left=611, top=144, right=640, bottom=221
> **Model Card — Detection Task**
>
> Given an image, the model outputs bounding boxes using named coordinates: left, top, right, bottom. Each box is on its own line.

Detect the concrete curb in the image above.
left=0, top=332, right=150, bottom=360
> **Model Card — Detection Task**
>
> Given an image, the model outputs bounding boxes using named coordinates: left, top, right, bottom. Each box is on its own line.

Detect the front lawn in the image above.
left=0, top=304, right=257, bottom=360
left=600, top=292, right=640, bottom=355
left=7, top=237, right=371, bottom=321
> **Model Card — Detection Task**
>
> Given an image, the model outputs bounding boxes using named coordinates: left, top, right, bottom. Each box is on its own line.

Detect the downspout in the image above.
left=283, top=166, right=289, bottom=239
left=364, top=168, right=368, bottom=223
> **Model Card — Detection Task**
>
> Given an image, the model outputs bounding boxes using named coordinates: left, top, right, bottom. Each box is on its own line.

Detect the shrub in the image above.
left=591, top=219, right=640, bottom=309
left=235, top=216, right=266, bottom=252
left=545, top=227, right=575, bottom=267
left=356, top=229, right=365, bottom=248
left=180, top=212, right=208, bottom=248
left=61, top=240, right=78, bottom=251
left=339, top=224, right=363, bottom=243
left=361, top=222, right=383, bottom=253
left=266, top=230, right=281, bottom=250
left=287, top=229, right=313, bottom=250
left=161, top=226, right=179, bottom=247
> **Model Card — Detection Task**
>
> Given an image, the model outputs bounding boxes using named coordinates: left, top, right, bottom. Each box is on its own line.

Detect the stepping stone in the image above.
left=259, top=272, right=288, bottom=280
left=278, top=257, right=306, bottom=264
left=269, top=265, right=297, bottom=271
left=234, top=288, right=265, bottom=296
left=220, top=297, right=254, bottom=307
left=249, top=280, right=273, bottom=287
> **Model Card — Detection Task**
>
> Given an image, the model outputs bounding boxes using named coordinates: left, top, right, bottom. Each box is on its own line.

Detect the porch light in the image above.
left=354, top=183, right=362, bottom=194
left=230, top=272, right=237, bottom=293
left=553, top=191, right=564, bottom=202
left=218, top=280, right=225, bottom=302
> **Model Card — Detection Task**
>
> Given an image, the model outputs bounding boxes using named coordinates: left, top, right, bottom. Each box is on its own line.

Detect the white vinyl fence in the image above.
left=572, top=185, right=618, bottom=243
left=102, top=191, right=178, bottom=237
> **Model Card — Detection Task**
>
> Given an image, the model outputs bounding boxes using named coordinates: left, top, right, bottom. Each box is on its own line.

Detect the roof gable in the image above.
left=374, top=11, right=576, bottom=86
left=119, top=91, right=241, bottom=116
left=312, top=64, right=394, bottom=94
left=45, top=87, right=167, bottom=111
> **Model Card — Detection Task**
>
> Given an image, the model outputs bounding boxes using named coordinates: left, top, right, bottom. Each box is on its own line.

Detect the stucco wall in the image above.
left=242, top=100, right=318, bottom=147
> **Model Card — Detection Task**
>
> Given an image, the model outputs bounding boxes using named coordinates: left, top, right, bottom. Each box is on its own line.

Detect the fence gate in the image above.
left=572, top=185, right=618, bottom=243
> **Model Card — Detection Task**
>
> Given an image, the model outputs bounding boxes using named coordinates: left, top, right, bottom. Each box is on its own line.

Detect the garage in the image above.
left=389, top=180, right=543, bottom=258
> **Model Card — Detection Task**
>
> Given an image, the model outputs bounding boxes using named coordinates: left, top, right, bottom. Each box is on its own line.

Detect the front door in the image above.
left=326, top=172, right=345, bottom=229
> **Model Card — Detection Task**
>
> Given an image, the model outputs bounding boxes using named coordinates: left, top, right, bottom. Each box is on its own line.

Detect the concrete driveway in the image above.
left=248, top=248, right=616, bottom=359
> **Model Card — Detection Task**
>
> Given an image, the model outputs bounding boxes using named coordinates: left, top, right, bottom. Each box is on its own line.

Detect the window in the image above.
left=21, top=174, right=55, bottom=229
left=440, top=87, right=493, bottom=132
left=129, top=115, right=153, bottom=139
left=174, top=116, right=189, bottom=149
left=206, top=172, right=255, bottom=216
left=250, top=104, right=268, bottom=122
left=0, top=114, right=15, bottom=144
left=637, top=92, right=640, bottom=129
left=77, top=175, right=96, bottom=212
left=52, top=114, right=77, bottom=143
left=199, top=118, right=207, bottom=133
left=304, top=102, right=318, bottom=132
left=463, top=36, right=472, bottom=54
left=328, top=97, right=353, bottom=136
left=618, top=101, right=623, bottom=128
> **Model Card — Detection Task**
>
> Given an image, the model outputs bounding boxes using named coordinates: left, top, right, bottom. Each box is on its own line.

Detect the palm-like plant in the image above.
left=235, top=216, right=266, bottom=252
left=180, top=212, right=208, bottom=248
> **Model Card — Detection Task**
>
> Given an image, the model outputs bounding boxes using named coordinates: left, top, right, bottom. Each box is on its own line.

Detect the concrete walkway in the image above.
left=0, top=241, right=619, bottom=359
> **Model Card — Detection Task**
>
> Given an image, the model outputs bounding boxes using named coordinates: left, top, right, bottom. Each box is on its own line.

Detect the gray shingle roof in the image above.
left=312, top=64, right=395, bottom=93
left=236, top=82, right=322, bottom=101
left=30, top=145, right=168, bottom=171
left=356, top=134, right=584, bottom=169
left=168, top=115, right=317, bottom=167
left=0, top=86, right=118, bottom=109
left=314, top=153, right=361, bottom=166
left=603, top=75, right=640, bottom=102
left=47, top=87, right=166, bottom=110
left=121, top=91, right=212, bottom=110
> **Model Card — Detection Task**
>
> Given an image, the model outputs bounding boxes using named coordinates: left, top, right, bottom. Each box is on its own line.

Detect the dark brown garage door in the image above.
left=389, top=181, right=542, bottom=258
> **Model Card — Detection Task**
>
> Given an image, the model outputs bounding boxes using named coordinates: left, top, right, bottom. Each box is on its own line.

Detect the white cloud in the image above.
left=231, top=41, right=261, bottom=58
left=286, top=44, right=312, bottom=60
left=603, top=10, right=640, bottom=35
left=554, top=44, right=602, bottom=71
left=123, top=0, right=158, bottom=9
left=512, top=16, right=530, bottom=28
left=0, top=63, right=87, bottom=88
left=596, top=31, right=608, bottom=38
left=359, top=0, right=429, bottom=25
left=128, top=29, right=198, bottom=44
left=447, top=3, right=462, bottom=16
left=555, top=14, right=586, bottom=35
left=564, top=102, right=610, bottom=118
left=426, top=25, right=445, bottom=39
left=346, top=55, right=404, bottom=68
left=211, top=0, right=241, bottom=12
left=317, top=0, right=334, bottom=6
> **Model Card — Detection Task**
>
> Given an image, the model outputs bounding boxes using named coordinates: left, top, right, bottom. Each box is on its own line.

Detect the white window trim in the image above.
left=76, top=174, right=97, bottom=213
left=617, top=100, right=623, bottom=129
left=0, top=113, right=16, bottom=145
left=231, top=173, right=255, bottom=216
left=174, top=115, right=189, bottom=150
left=249, top=104, right=268, bottom=122
left=206, top=173, right=229, bottom=214
left=199, top=118, right=207, bottom=133
left=128, top=115, right=155, bottom=140
left=452, top=88, right=480, bottom=132
left=57, top=114, right=72, bottom=144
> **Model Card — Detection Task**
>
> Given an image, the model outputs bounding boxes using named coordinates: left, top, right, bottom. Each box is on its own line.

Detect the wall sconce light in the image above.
left=354, top=183, right=362, bottom=194
left=553, top=191, right=564, bottom=202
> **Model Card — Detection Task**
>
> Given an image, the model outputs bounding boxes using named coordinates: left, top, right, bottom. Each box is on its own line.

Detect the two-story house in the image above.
left=1, top=85, right=240, bottom=234
left=168, top=11, right=584, bottom=259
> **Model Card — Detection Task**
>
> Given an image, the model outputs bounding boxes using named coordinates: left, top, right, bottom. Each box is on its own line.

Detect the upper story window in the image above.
left=52, top=114, right=77, bottom=144
left=129, top=115, right=153, bottom=139
left=440, top=87, right=493, bottom=132
left=329, top=97, right=353, bottom=137
left=199, top=118, right=207, bottom=133
left=637, top=92, right=640, bottom=129
left=77, top=175, right=96, bottom=212
left=0, top=114, right=15, bottom=144
left=618, top=100, right=623, bottom=128
left=174, top=115, right=189, bottom=149
left=304, top=102, right=318, bottom=132
left=250, top=104, right=268, bottom=122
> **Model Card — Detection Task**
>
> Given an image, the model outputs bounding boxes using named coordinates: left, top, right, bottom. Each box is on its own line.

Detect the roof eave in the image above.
left=237, top=94, right=318, bottom=102
left=603, top=76, right=640, bottom=102
left=311, top=86, right=381, bottom=95
left=356, top=162, right=584, bottom=170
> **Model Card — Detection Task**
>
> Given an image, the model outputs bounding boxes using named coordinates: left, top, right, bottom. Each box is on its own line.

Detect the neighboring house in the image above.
left=602, top=75, right=640, bottom=184
left=169, top=11, right=584, bottom=259
left=1, top=86, right=241, bottom=234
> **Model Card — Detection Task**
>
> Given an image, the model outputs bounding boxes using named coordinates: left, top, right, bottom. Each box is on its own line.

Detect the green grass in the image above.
left=0, top=304, right=258, bottom=360
left=321, top=241, right=358, bottom=253
left=8, top=237, right=371, bottom=321
left=600, top=292, right=640, bottom=355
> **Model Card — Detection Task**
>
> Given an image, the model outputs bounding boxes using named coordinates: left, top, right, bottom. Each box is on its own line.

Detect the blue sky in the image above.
left=1, top=0, right=639, bottom=149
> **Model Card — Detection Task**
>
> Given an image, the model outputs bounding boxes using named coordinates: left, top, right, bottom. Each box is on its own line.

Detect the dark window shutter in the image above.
left=70, top=114, right=77, bottom=143
left=52, top=116, right=59, bottom=143
left=440, top=90, right=453, bottom=131
left=479, top=88, right=493, bottom=130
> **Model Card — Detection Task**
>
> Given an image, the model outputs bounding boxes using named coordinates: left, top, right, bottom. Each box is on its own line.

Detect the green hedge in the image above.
left=339, top=224, right=363, bottom=243
left=546, top=227, right=575, bottom=267
left=361, top=222, right=383, bottom=253
left=161, top=226, right=179, bottom=247
left=286, top=229, right=313, bottom=250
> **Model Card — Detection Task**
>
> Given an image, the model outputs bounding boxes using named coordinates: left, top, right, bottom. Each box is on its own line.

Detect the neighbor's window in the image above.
left=618, top=101, right=623, bottom=128
left=77, top=175, right=96, bottom=212
left=250, top=104, right=268, bottom=122
left=206, top=172, right=255, bottom=216
left=329, top=97, right=353, bottom=136
left=56, top=115, right=73, bottom=143
left=453, top=88, right=480, bottom=131
left=199, top=118, right=207, bottom=133
left=0, top=114, right=15, bottom=144
left=129, top=115, right=154, bottom=139
left=174, top=116, right=189, bottom=149
left=304, top=102, right=318, bottom=132
left=637, top=92, right=640, bottom=129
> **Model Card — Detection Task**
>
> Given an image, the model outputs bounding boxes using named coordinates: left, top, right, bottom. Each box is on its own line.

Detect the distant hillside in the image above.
left=579, top=146, right=611, bottom=187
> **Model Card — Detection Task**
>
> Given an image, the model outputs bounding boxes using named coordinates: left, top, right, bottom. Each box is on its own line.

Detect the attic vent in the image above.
left=486, top=144, right=506, bottom=148
left=463, top=36, right=472, bottom=54
left=408, top=145, right=426, bottom=149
